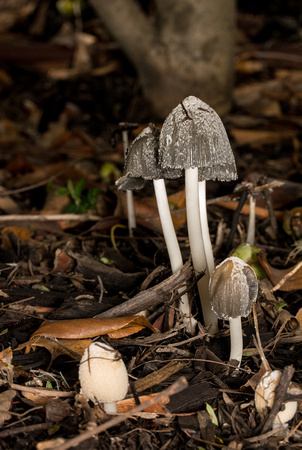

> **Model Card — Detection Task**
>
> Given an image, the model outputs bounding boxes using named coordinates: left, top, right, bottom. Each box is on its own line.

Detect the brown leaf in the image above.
left=117, top=393, right=170, bottom=414
left=31, top=316, right=157, bottom=340
left=53, top=249, right=74, bottom=273
left=295, top=309, right=302, bottom=334
left=0, top=390, right=16, bottom=426
left=258, top=252, right=302, bottom=291
left=15, top=336, right=93, bottom=360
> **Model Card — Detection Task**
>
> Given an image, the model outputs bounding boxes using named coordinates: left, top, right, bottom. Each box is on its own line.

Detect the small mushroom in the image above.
left=209, top=256, right=258, bottom=365
left=116, top=124, right=196, bottom=332
left=79, top=342, right=128, bottom=414
left=255, top=370, right=299, bottom=426
left=159, top=96, right=237, bottom=333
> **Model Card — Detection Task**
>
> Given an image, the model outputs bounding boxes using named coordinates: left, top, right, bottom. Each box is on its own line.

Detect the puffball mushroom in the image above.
left=209, top=256, right=258, bottom=365
left=255, top=370, right=298, bottom=426
left=79, top=342, right=128, bottom=414
left=159, top=96, right=237, bottom=333
left=116, top=124, right=196, bottom=332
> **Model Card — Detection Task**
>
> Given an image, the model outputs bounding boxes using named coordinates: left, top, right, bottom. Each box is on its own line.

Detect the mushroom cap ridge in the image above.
left=159, top=95, right=237, bottom=181
left=209, top=256, right=258, bottom=320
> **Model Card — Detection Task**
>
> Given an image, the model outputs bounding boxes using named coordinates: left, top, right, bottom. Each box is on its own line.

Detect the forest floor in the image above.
left=0, top=2, right=301, bottom=449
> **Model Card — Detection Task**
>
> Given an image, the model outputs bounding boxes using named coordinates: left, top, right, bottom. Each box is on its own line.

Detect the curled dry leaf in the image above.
left=31, top=316, right=158, bottom=340
left=258, top=252, right=302, bottom=291
left=15, top=337, right=93, bottom=360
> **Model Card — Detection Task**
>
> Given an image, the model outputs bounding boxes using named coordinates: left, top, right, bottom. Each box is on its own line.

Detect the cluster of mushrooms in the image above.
left=78, top=96, right=299, bottom=428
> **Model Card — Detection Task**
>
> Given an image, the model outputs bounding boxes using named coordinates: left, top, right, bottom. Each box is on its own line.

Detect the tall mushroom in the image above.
left=159, top=96, right=237, bottom=333
left=209, top=256, right=258, bottom=366
left=116, top=124, right=196, bottom=332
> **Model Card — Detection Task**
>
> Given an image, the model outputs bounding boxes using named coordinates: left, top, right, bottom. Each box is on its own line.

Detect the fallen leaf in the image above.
left=117, top=393, right=170, bottom=414
left=15, top=336, right=93, bottom=360
left=1, top=226, right=31, bottom=249
left=258, top=252, right=302, bottom=291
left=295, top=309, right=302, bottom=333
left=0, top=390, right=16, bottom=426
left=53, top=249, right=74, bottom=273
left=31, top=316, right=158, bottom=340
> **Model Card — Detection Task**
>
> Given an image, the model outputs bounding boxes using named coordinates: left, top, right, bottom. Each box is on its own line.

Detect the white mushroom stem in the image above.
left=122, top=129, right=136, bottom=236
left=153, top=178, right=196, bottom=333
left=103, top=402, right=117, bottom=414
left=198, top=181, right=215, bottom=275
left=229, top=316, right=243, bottom=364
left=246, top=193, right=256, bottom=245
left=185, top=167, right=218, bottom=333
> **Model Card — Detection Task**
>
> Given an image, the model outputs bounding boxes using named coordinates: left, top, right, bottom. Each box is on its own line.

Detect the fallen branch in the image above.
left=95, top=259, right=193, bottom=318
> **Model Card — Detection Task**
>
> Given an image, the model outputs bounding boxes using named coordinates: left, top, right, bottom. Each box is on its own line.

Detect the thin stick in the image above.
left=53, top=377, right=188, bottom=450
left=252, top=303, right=271, bottom=372
left=271, top=261, right=302, bottom=292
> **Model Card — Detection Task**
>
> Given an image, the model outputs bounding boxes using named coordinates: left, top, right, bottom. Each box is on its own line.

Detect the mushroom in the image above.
left=159, top=96, right=237, bottom=333
left=79, top=342, right=128, bottom=414
left=119, top=122, right=139, bottom=236
left=209, top=256, right=258, bottom=365
left=116, top=124, right=196, bottom=332
left=255, top=370, right=299, bottom=426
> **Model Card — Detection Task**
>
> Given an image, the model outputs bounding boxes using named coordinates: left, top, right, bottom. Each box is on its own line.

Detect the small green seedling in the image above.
left=206, top=402, right=218, bottom=426
left=56, top=179, right=99, bottom=214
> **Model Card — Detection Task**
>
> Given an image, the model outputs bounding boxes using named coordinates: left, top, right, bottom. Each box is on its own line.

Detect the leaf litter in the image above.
left=0, top=4, right=301, bottom=450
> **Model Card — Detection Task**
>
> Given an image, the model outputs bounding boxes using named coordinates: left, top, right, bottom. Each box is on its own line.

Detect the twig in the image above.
left=0, top=214, right=101, bottom=222
left=94, top=259, right=193, bottom=318
left=252, top=303, right=271, bottom=372
left=52, top=376, right=188, bottom=450
left=271, top=261, right=302, bottom=292
left=10, top=383, right=75, bottom=398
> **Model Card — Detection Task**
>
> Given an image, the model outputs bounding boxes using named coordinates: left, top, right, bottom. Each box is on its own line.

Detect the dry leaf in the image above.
left=117, top=393, right=170, bottom=414
left=295, top=309, right=302, bottom=333
left=31, top=316, right=157, bottom=340
left=1, top=226, right=31, bottom=249
left=258, top=252, right=302, bottom=291
left=15, top=336, right=93, bottom=360
left=53, top=249, right=74, bottom=273
left=0, top=390, right=16, bottom=426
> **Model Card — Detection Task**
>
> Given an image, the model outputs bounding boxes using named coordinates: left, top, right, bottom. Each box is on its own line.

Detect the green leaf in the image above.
left=206, top=403, right=218, bottom=426
left=55, top=188, right=69, bottom=196
left=46, top=381, right=53, bottom=389
left=275, top=302, right=287, bottom=310
left=74, top=179, right=85, bottom=198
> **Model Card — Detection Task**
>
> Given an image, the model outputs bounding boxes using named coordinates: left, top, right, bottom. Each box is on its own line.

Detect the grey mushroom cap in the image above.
left=159, top=96, right=237, bottom=181
left=116, top=124, right=182, bottom=191
left=209, top=256, right=258, bottom=320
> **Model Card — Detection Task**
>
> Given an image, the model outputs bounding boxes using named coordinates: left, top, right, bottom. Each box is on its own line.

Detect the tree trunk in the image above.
left=89, top=0, right=235, bottom=119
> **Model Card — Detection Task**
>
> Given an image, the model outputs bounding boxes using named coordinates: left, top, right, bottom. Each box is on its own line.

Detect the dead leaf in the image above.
left=21, top=391, right=55, bottom=407
left=117, top=393, right=170, bottom=414
left=0, top=390, right=16, bottom=426
left=53, top=249, right=74, bottom=273
left=1, top=226, right=31, bottom=249
left=258, top=252, right=302, bottom=291
left=31, top=316, right=157, bottom=340
left=295, top=309, right=302, bottom=333
left=15, top=336, right=93, bottom=360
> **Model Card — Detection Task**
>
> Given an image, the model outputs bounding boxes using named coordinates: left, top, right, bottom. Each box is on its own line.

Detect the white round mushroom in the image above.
left=255, top=370, right=298, bottom=426
left=79, top=342, right=129, bottom=414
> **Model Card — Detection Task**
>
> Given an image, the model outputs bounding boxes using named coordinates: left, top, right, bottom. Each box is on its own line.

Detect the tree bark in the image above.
left=90, top=0, right=235, bottom=118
